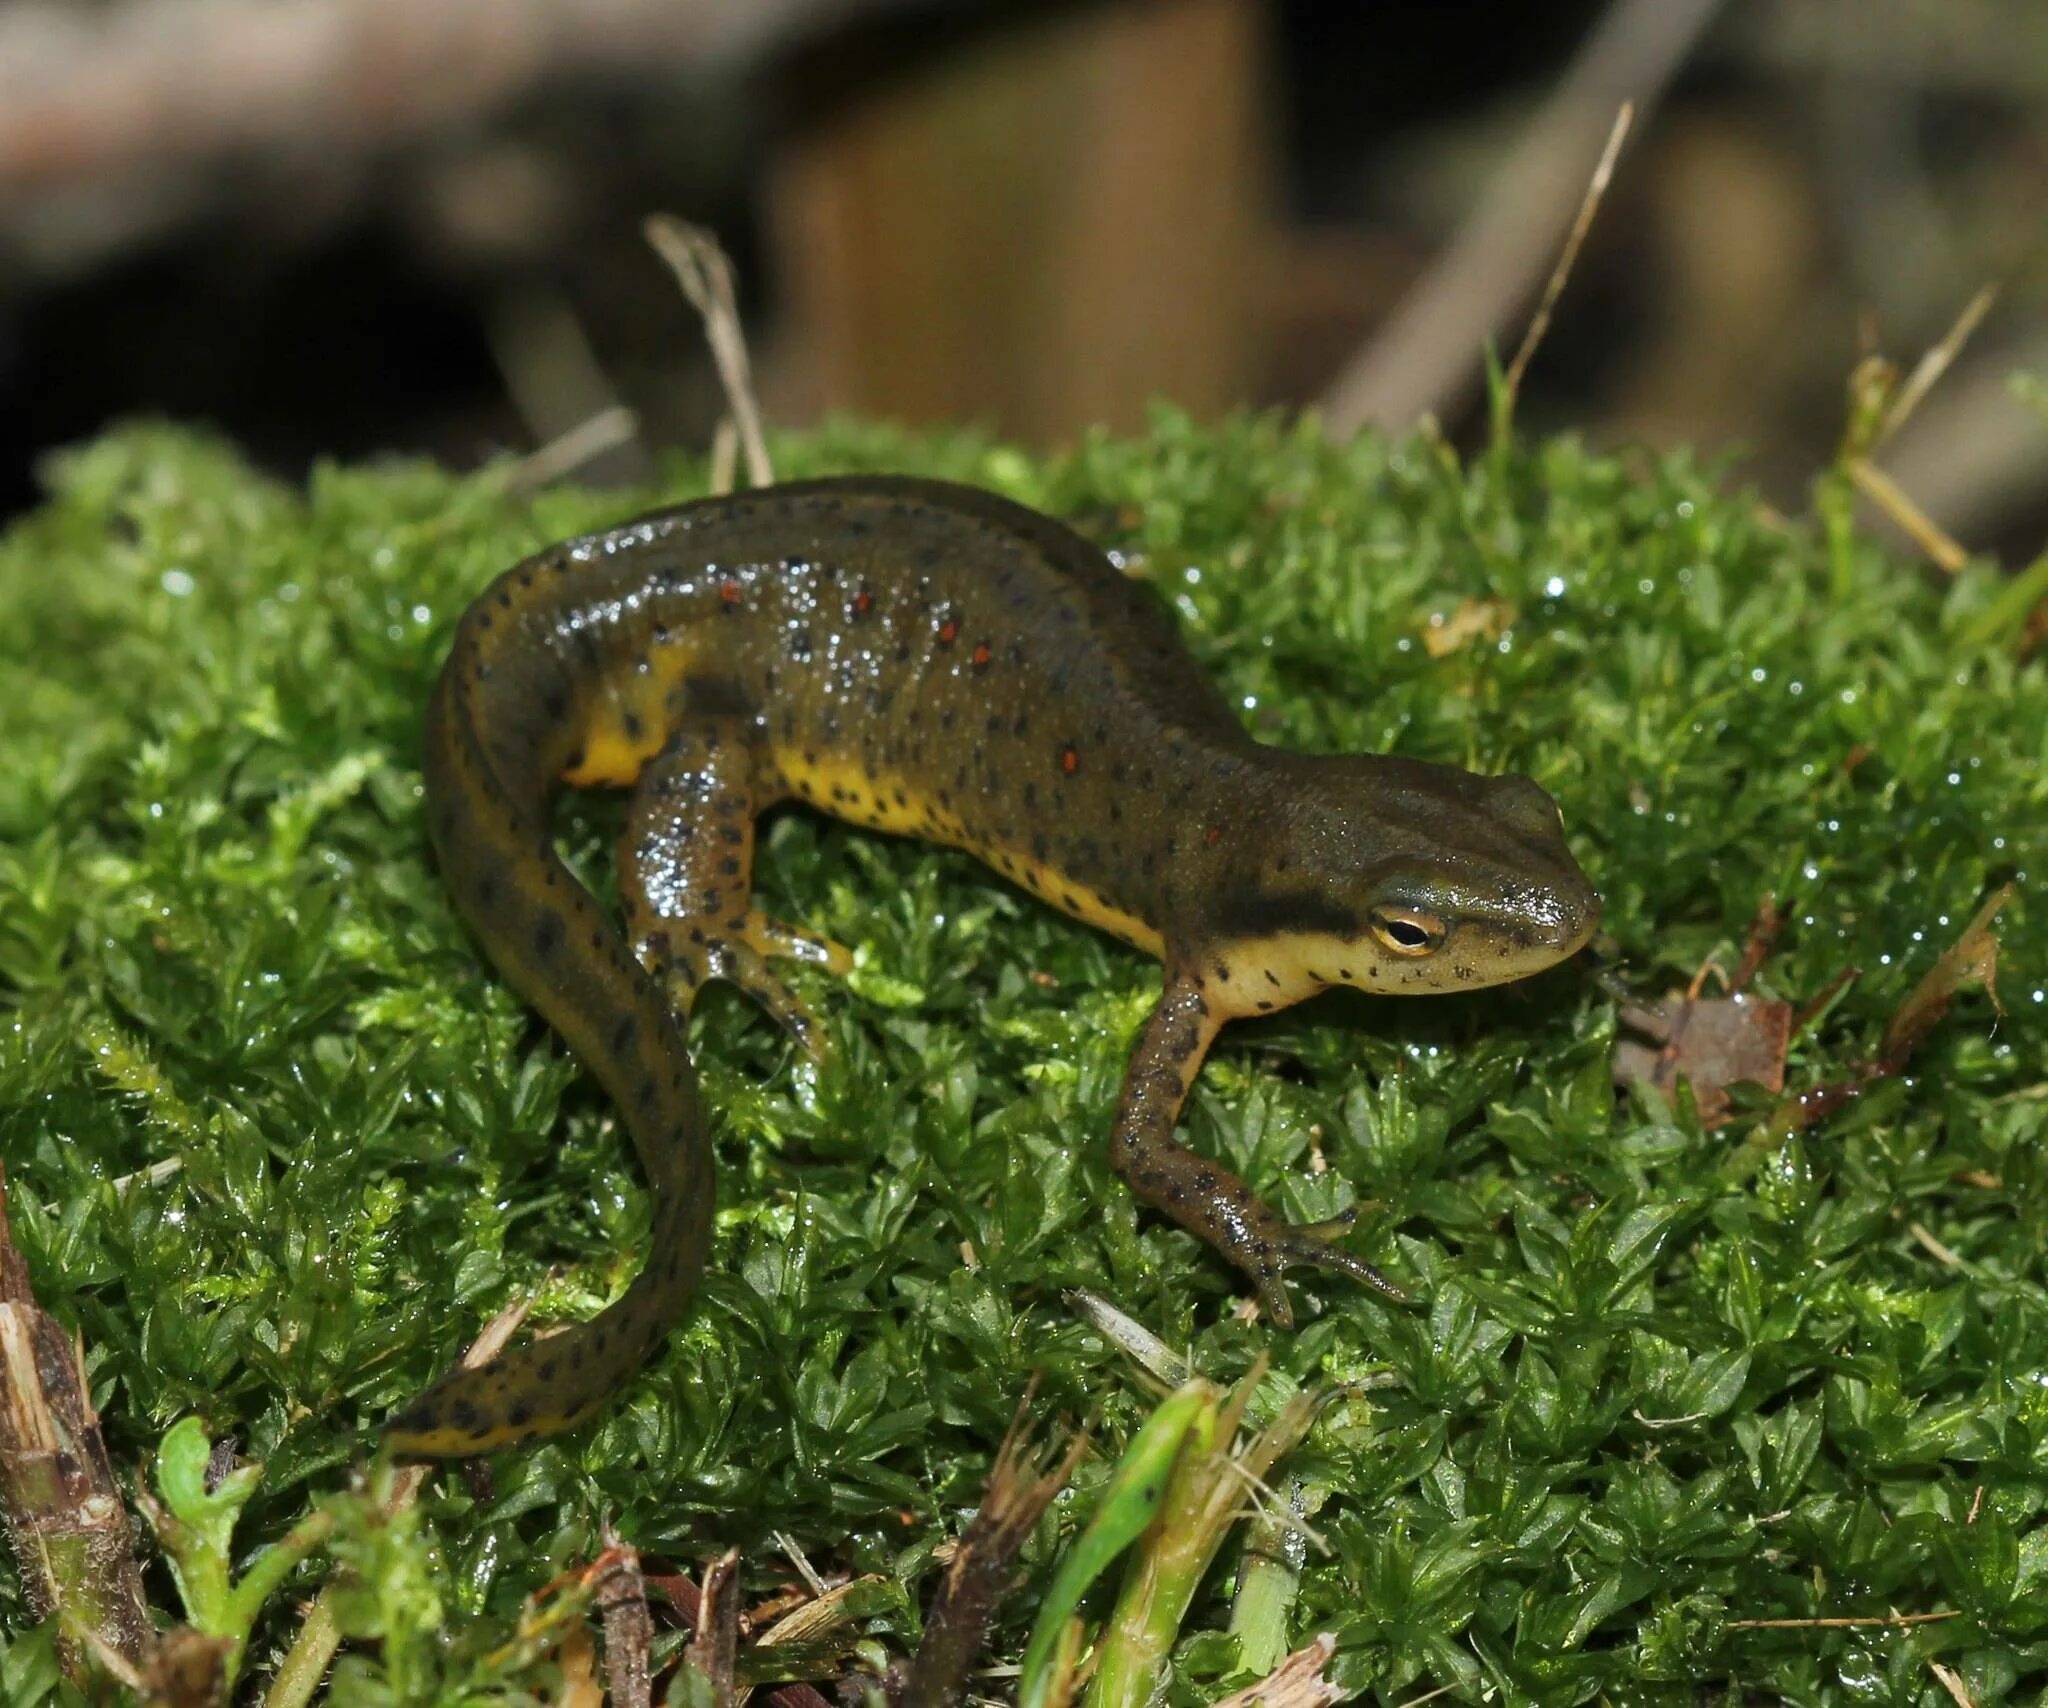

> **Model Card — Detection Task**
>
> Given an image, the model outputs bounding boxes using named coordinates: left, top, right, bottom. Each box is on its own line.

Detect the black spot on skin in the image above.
left=538, top=1360, right=557, bottom=1382
left=624, top=712, right=644, bottom=741
left=452, top=1401, right=482, bottom=1430
left=534, top=913, right=563, bottom=957
left=509, top=1405, right=533, bottom=1428
left=612, top=1015, right=637, bottom=1053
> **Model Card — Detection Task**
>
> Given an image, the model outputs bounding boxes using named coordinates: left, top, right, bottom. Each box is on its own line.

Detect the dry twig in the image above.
left=597, top=1534, right=657, bottom=1708
left=0, top=1165, right=151, bottom=1684
left=687, top=1549, right=744, bottom=1708
left=1499, top=102, right=1634, bottom=421
left=510, top=406, right=642, bottom=491
left=1320, top=0, right=1724, bottom=432
left=645, top=214, right=775, bottom=489
left=1843, top=285, right=2001, bottom=573
left=1726, top=1610, right=1958, bottom=1630
left=902, top=1386, right=1087, bottom=1708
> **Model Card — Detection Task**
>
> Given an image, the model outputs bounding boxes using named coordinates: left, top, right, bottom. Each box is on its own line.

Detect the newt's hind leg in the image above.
left=1109, top=973, right=1406, bottom=1326
left=619, top=719, right=848, bottom=1058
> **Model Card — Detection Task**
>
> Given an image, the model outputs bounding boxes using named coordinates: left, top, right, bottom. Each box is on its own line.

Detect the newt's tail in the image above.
left=386, top=606, right=712, bottom=1455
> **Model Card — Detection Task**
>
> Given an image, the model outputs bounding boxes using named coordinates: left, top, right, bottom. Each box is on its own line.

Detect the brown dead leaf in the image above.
left=1421, top=597, right=1516, bottom=658
left=1210, top=1632, right=1343, bottom=1708
left=1616, top=989, right=1792, bottom=1126
left=1881, top=884, right=2012, bottom=1071
left=1764, top=883, right=2016, bottom=1135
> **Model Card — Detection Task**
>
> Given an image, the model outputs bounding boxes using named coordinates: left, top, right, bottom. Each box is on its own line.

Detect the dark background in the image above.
left=3, top=0, right=2043, bottom=559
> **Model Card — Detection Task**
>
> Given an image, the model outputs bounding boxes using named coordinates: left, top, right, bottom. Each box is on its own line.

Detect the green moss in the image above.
left=0, top=412, right=2042, bottom=1704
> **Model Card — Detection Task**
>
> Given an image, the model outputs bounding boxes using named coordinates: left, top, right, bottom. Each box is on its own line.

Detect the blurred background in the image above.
left=2, top=0, right=2043, bottom=556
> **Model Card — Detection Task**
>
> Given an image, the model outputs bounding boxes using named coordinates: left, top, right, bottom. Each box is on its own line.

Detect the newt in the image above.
left=388, top=476, right=1599, bottom=1455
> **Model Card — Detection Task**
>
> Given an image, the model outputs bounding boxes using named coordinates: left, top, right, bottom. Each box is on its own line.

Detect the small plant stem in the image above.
left=1017, top=1380, right=1217, bottom=1708
left=1086, top=1380, right=1316, bottom=1708
left=1229, top=1476, right=1314, bottom=1675
left=264, top=1594, right=342, bottom=1708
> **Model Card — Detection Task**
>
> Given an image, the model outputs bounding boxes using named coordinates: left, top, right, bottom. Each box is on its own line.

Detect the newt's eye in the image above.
left=1369, top=906, right=1446, bottom=957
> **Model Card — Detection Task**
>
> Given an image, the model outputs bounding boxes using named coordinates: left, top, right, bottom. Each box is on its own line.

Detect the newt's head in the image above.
left=1200, top=755, right=1599, bottom=1010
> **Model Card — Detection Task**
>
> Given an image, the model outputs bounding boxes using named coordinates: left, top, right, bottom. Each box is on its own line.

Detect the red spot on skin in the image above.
left=1060, top=745, right=1080, bottom=775
left=937, top=619, right=959, bottom=645
left=719, top=580, right=742, bottom=607
left=853, top=588, right=874, bottom=616
left=1205, top=825, right=1222, bottom=845
left=971, top=642, right=992, bottom=668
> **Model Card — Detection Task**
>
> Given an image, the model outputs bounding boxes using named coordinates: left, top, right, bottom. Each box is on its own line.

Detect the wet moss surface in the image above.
left=0, top=414, right=2042, bottom=1703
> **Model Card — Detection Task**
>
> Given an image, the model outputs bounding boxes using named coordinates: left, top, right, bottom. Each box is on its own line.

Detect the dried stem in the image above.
left=1498, top=102, right=1634, bottom=425
left=905, top=1385, right=1085, bottom=1708
left=0, top=1165, right=151, bottom=1684
left=1726, top=1610, right=1959, bottom=1630
left=1320, top=0, right=1723, bottom=433
left=687, top=1549, right=743, bottom=1708
left=596, top=1535, right=656, bottom=1708
left=645, top=214, right=775, bottom=489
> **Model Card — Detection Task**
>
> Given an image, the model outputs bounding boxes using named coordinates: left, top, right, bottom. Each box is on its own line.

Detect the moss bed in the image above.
left=0, top=414, right=2042, bottom=1704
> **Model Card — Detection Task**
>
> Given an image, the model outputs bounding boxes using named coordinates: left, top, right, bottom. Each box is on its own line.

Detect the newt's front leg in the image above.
left=1108, top=972, right=1405, bottom=1324
left=618, top=718, right=851, bottom=1060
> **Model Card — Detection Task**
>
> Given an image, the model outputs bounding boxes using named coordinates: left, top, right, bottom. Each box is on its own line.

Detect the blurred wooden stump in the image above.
left=764, top=0, right=1269, bottom=441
